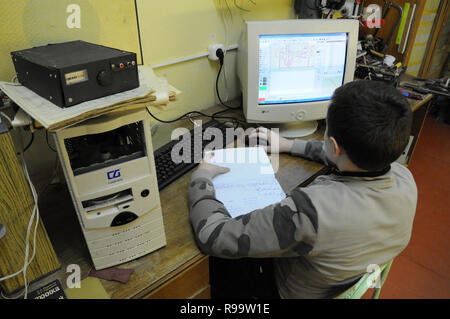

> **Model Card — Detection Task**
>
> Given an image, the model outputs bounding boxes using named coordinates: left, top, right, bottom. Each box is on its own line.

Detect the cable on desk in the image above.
left=146, top=107, right=246, bottom=128
left=210, top=108, right=246, bottom=126
left=146, top=109, right=210, bottom=124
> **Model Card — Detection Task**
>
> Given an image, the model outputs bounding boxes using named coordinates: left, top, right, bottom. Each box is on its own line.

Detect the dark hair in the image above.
left=327, top=80, right=412, bottom=171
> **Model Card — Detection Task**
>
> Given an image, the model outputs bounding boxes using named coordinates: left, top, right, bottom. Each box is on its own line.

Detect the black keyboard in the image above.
left=154, top=120, right=229, bottom=190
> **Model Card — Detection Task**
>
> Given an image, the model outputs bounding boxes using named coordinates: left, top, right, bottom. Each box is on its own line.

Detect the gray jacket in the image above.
left=188, top=140, right=417, bottom=298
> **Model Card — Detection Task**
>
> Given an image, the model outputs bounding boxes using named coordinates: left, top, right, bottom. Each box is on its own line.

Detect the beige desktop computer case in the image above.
left=54, top=109, right=166, bottom=270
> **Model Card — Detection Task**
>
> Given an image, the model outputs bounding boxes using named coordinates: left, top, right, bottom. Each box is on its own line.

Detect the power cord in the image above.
left=215, top=48, right=241, bottom=110
left=146, top=47, right=245, bottom=127
left=219, top=0, right=231, bottom=102
left=45, top=130, right=57, bottom=152
left=0, top=136, right=40, bottom=299
left=146, top=107, right=246, bottom=129
left=0, top=111, right=13, bottom=130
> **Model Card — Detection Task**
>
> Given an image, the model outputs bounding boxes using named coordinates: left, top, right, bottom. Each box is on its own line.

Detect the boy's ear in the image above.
left=329, top=136, right=342, bottom=157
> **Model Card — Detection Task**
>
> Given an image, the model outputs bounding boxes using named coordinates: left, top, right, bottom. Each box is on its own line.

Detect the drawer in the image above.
left=145, top=256, right=210, bottom=299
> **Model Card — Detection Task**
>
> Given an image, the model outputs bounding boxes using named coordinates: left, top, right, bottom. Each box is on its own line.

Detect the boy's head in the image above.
left=325, top=80, right=413, bottom=171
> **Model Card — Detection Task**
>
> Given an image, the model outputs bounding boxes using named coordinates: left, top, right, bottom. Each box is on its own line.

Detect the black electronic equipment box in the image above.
left=11, top=40, right=139, bottom=108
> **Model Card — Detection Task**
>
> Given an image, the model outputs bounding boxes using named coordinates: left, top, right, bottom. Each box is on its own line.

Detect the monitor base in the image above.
left=276, top=121, right=319, bottom=138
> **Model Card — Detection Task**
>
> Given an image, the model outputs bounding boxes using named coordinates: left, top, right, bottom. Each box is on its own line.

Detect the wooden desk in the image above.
left=404, top=90, right=434, bottom=166
left=32, top=105, right=327, bottom=299
left=19, top=88, right=431, bottom=298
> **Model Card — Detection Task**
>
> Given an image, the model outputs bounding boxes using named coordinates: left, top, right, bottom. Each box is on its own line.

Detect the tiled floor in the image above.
left=371, top=111, right=450, bottom=299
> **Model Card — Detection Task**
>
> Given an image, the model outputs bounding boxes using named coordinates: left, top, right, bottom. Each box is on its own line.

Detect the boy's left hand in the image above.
left=197, top=152, right=230, bottom=178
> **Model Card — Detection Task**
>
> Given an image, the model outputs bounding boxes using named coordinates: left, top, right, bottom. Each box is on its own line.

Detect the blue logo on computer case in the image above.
left=107, top=169, right=121, bottom=180
left=107, top=168, right=123, bottom=184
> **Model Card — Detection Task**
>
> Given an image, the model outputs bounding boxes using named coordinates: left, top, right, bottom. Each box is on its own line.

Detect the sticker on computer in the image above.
left=107, top=168, right=123, bottom=184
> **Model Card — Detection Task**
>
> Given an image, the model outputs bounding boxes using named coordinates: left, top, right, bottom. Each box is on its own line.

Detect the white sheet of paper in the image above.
left=207, top=147, right=286, bottom=218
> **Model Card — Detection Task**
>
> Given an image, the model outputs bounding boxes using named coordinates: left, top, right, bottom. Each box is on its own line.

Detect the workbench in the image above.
left=12, top=90, right=432, bottom=298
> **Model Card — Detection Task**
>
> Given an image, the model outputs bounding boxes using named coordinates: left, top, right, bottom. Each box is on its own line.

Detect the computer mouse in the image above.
left=222, top=121, right=235, bottom=128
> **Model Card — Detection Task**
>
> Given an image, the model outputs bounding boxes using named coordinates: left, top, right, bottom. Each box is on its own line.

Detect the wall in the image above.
left=0, top=0, right=142, bottom=83
left=0, top=0, right=294, bottom=177
left=423, top=1, right=449, bottom=78
left=0, top=0, right=142, bottom=178
left=406, top=0, right=442, bottom=76
left=139, top=0, right=294, bottom=119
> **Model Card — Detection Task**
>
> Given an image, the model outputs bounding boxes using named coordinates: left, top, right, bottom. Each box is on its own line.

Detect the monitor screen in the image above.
left=258, top=32, right=348, bottom=105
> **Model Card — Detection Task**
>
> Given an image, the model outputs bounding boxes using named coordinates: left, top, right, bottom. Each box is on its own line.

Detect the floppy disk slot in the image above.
left=82, top=189, right=133, bottom=212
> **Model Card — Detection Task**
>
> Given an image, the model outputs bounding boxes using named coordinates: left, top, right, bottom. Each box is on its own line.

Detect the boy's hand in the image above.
left=197, top=152, right=230, bottom=178
left=248, top=127, right=294, bottom=154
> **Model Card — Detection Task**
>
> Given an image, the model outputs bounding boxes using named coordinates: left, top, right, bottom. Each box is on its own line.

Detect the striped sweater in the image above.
left=188, top=140, right=417, bottom=298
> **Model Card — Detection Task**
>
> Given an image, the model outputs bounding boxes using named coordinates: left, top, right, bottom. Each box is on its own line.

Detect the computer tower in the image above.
left=54, top=109, right=166, bottom=270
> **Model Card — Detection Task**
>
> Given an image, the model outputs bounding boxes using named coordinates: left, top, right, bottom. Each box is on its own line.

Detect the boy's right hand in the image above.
left=248, top=127, right=294, bottom=154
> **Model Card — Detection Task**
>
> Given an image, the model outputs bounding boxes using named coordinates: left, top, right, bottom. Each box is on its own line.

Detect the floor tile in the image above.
left=382, top=112, right=450, bottom=298
left=404, top=136, right=450, bottom=278
left=409, top=150, right=450, bottom=192
left=413, top=115, right=450, bottom=163
left=379, top=255, right=450, bottom=299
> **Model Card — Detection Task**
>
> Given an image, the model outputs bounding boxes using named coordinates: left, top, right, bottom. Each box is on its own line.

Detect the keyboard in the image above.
left=154, top=120, right=229, bottom=190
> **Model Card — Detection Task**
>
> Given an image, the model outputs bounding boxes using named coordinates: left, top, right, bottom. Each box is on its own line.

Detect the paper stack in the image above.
left=0, top=65, right=180, bottom=131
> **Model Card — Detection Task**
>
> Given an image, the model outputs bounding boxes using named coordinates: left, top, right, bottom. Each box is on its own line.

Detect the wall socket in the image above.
left=208, top=43, right=225, bottom=61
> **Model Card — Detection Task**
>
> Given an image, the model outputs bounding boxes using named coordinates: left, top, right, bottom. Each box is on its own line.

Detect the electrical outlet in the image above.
left=208, top=44, right=225, bottom=61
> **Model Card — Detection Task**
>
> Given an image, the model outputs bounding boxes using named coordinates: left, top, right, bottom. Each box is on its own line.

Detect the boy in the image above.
left=188, top=80, right=417, bottom=299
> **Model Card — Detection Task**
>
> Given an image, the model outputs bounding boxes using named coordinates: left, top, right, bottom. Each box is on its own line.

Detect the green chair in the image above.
left=335, top=260, right=393, bottom=299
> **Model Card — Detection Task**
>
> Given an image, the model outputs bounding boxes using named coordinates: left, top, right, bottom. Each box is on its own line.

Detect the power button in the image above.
left=295, top=110, right=306, bottom=121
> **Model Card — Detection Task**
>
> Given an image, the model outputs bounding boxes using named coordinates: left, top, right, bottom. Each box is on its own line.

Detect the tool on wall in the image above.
left=373, top=1, right=403, bottom=54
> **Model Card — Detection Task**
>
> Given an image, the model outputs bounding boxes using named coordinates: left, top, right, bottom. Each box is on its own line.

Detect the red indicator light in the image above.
left=119, top=63, right=125, bottom=68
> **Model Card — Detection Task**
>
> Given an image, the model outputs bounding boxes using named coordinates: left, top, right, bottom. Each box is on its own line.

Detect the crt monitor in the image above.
left=237, top=19, right=359, bottom=137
